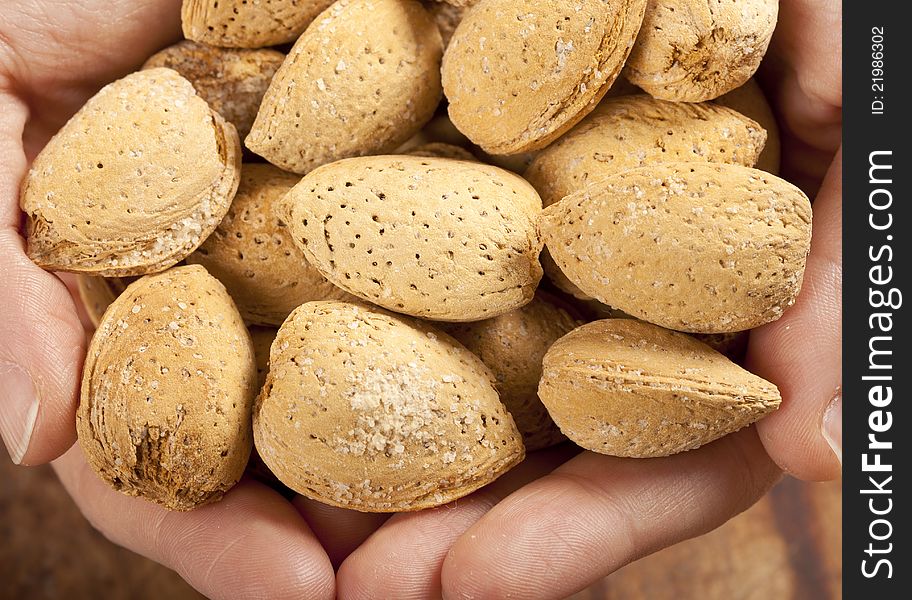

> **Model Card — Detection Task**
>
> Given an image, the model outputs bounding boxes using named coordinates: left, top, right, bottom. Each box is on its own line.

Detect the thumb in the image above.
left=1, top=88, right=87, bottom=465
left=748, top=148, right=842, bottom=481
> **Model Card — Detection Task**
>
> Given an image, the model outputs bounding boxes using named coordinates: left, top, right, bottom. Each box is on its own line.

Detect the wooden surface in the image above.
left=0, top=446, right=840, bottom=599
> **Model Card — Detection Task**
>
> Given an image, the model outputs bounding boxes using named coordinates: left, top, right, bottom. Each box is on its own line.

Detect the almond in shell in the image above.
left=246, top=0, right=443, bottom=174
left=442, top=0, right=648, bottom=155
left=21, top=68, right=241, bottom=277
left=76, top=265, right=257, bottom=511
left=539, top=318, right=781, bottom=457
left=253, top=300, right=525, bottom=512
left=181, top=0, right=336, bottom=48
left=279, top=155, right=543, bottom=321
left=541, top=162, right=812, bottom=333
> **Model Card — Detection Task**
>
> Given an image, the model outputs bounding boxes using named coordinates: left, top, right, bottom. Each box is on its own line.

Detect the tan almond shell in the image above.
left=143, top=41, right=284, bottom=141
left=442, top=0, right=648, bottom=155
left=715, top=78, right=781, bottom=175
left=186, top=163, right=354, bottom=326
left=425, top=0, right=465, bottom=47
left=246, top=0, right=443, bottom=175
left=76, top=276, right=134, bottom=327
left=181, top=0, right=336, bottom=48
left=541, top=163, right=812, bottom=333
left=253, top=301, right=525, bottom=512
left=624, top=0, right=779, bottom=102
left=21, top=68, right=241, bottom=277
left=406, top=142, right=477, bottom=161
left=539, top=319, right=781, bottom=457
left=76, top=265, right=257, bottom=511
left=279, top=155, right=544, bottom=322
left=526, top=95, right=767, bottom=209
left=438, top=294, right=581, bottom=451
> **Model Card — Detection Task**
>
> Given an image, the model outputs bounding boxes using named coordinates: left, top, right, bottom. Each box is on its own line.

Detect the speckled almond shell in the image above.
left=527, top=95, right=767, bottom=208
left=76, top=276, right=134, bottom=327
left=439, top=293, right=581, bottom=451
left=279, top=155, right=543, bottom=321
left=539, top=319, right=781, bottom=457
left=76, top=265, right=257, bottom=511
left=246, top=0, right=443, bottom=174
left=442, top=0, right=647, bottom=155
left=186, top=163, right=354, bottom=326
left=181, top=0, right=336, bottom=48
left=143, top=41, right=284, bottom=141
left=253, top=301, right=525, bottom=512
left=406, top=142, right=477, bottom=161
left=21, top=69, right=241, bottom=277
left=541, top=163, right=812, bottom=333
left=625, top=0, right=779, bottom=102
left=715, top=78, right=781, bottom=174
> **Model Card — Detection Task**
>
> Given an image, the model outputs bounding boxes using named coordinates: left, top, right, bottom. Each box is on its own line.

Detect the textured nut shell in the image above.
left=253, top=301, right=525, bottom=511
left=539, top=319, right=780, bottom=457
left=541, top=163, right=812, bottom=333
left=186, top=164, right=353, bottom=326
left=439, top=294, right=580, bottom=451
left=442, top=0, right=647, bottom=154
left=715, top=78, right=781, bottom=174
left=280, top=156, right=543, bottom=321
left=76, top=265, right=257, bottom=511
left=425, top=0, right=465, bottom=47
left=181, top=0, right=336, bottom=48
left=77, top=276, right=133, bottom=327
left=625, top=0, right=779, bottom=102
left=246, top=0, right=443, bottom=174
left=406, top=142, right=477, bottom=161
left=526, top=95, right=767, bottom=209
left=21, top=69, right=241, bottom=277
left=540, top=248, right=591, bottom=300
left=143, top=41, right=284, bottom=141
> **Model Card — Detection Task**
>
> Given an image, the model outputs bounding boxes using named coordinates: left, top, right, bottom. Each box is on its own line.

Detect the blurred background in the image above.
left=1, top=445, right=840, bottom=599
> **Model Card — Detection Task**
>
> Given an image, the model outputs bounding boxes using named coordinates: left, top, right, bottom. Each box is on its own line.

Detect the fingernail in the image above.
left=0, top=361, right=39, bottom=465
left=822, top=389, right=841, bottom=466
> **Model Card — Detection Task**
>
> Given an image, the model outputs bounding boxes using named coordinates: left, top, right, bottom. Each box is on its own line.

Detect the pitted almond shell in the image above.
left=246, top=0, right=443, bottom=174
left=541, top=162, right=812, bottom=333
left=279, top=155, right=543, bottom=322
left=443, top=0, right=647, bottom=154
left=21, top=68, right=241, bottom=277
left=624, top=0, right=779, bottom=102
left=76, top=265, right=257, bottom=511
left=253, top=300, right=525, bottom=512
left=539, top=318, right=781, bottom=457
left=181, top=0, right=336, bottom=48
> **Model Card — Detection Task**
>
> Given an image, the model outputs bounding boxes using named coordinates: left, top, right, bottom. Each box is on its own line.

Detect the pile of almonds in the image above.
left=21, top=0, right=809, bottom=512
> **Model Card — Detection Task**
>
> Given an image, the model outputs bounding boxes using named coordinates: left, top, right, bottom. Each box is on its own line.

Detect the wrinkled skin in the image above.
left=0, top=1, right=840, bottom=598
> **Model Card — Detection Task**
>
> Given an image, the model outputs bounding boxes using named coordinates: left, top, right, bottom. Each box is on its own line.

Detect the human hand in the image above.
left=332, top=1, right=842, bottom=597
left=0, top=2, right=356, bottom=598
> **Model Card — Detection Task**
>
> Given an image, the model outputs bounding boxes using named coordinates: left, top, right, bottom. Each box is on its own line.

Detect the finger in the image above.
left=292, top=497, right=390, bottom=569
left=337, top=444, right=579, bottom=600
left=749, top=149, right=842, bottom=480
left=441, top=429, right=781, bottom=600
left=53, top=445, right=336, bottom=600
left=1, top=90, right=87, bottom=466
left=759, top=0, right=841, bottom=192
